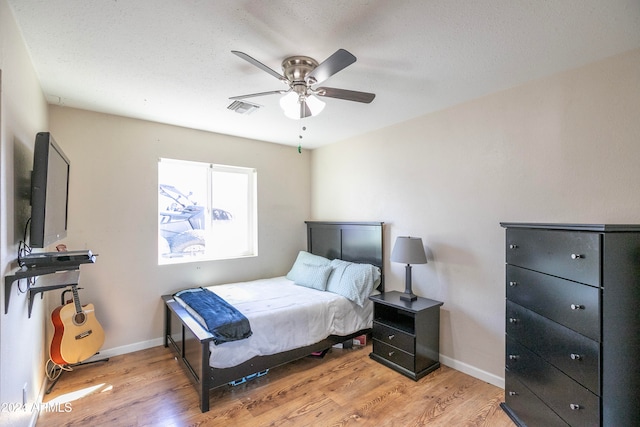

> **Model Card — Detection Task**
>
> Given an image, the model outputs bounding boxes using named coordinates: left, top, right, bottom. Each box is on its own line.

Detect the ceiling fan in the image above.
left=229, top=49, right=375, bottom=119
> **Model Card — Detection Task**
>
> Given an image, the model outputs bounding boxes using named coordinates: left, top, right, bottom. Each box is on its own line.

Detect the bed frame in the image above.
left=162, top=221, right=384, bottom=412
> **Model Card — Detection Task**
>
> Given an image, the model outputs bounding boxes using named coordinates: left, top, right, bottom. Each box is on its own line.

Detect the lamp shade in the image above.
left=391, top=236, right=427, bottom=265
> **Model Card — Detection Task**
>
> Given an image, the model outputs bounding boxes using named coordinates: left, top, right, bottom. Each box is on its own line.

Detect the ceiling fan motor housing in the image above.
left=282, top=56, right=319, bottom=87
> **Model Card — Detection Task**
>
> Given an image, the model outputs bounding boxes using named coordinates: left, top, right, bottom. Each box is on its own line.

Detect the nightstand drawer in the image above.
left=373, top=340, right=414, bottom=372
left=373, top=321, right=414, bottom=354
left=507, top=265, right=600, bottom=341
left=506, top=228, right=600, bottom=286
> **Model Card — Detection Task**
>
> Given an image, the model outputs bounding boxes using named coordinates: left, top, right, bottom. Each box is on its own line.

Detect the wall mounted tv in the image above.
left=30, top=132, right=70, bottom=248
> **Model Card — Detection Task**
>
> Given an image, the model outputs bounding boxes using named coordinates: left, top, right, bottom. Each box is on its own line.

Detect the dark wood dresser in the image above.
left=500, top=223, right=640, bottom=426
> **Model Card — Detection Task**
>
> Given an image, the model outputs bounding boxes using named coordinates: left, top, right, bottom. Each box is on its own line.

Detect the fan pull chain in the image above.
left=298, top=124, right=306, bottom=154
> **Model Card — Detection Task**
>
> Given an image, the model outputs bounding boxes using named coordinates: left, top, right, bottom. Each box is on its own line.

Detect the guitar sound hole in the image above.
left=74, top=312, right=86, bottom=325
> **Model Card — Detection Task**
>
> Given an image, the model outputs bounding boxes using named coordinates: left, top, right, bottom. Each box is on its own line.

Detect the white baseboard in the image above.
left=439, top=354, right=504, bottom=389
left=84, top=337, right=164, bottom=362
left=29, top=387, right=42, bottom=427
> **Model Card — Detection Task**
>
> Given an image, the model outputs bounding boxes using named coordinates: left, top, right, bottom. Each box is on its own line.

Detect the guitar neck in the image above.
left=71, top=285, right=82, bottom=314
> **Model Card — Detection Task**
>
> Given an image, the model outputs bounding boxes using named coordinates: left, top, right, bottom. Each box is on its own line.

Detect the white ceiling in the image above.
left=7, top=0, right=640, bottom=149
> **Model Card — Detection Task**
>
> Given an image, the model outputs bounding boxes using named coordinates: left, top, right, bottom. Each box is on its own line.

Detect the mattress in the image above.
left=186, top=276, right=373, bottom=368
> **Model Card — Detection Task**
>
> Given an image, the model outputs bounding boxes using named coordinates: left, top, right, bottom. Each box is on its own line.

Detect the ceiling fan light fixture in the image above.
left=280, top=92, right=300, bottom=119
left=306, top=94, right=325, bottom=116
left=280, top=92, right=325, bottom=119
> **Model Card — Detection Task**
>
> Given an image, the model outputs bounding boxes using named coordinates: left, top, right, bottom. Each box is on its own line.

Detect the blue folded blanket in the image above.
left=174, top=287, right=252, bottom=345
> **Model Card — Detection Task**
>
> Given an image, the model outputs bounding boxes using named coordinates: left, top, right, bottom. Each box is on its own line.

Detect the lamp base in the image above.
left=400, top=292, right=417, bottom=302
left=401, top=264, right=418, bottom=302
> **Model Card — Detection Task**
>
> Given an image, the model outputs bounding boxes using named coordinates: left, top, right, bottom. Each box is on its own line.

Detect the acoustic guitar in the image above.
left=50, top=285, right=105, bottom=365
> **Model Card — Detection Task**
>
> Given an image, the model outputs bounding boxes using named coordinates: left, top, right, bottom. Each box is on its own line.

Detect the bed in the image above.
left=162, top=221, right=384, bottom=412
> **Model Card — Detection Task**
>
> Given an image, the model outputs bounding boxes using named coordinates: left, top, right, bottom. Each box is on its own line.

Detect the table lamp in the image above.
left=391, top=236, right=428, bottom=301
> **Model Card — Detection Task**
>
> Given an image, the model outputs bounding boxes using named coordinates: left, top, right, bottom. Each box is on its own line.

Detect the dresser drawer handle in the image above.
left=508, top=354, right=519, bottom=360
left=571, top=253, right=583, bottom=260
left=388, top=334, right=395, bottom=340
left=388, top=351, right=395, bottom=357
left=508, top=391, right=518, bottom=396
left=509, top=244, right=518, bottom=249
left=570, top=403, right=581, bottom=410
left=570, top=353, right=582, bottom=360
left=570, top=304, right=584, bottom=310
left=508, top=317, right=518, bottom=324
left=509, top=281, right=518, bottom=287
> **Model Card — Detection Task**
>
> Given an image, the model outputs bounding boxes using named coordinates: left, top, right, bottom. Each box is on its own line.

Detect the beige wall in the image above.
left=0, top=0, right=49, bottom=425
left=47, top=106, right=312, bottom=355
left=311, top=48, right=640, bottom=386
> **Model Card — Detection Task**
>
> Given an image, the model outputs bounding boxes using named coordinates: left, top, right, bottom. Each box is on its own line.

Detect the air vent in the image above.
left=227, top=100, right=260, bottom=115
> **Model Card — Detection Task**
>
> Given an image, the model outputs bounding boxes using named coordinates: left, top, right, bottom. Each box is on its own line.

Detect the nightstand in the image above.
left=369, top=291, right=443, bottom=380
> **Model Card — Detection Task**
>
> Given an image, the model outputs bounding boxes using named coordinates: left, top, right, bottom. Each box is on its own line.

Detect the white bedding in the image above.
left=178, top=276, right=373, bottom=369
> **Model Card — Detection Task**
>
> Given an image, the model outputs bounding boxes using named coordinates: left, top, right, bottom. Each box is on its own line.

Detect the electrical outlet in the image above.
left=23, top=383, right=27, bottom=406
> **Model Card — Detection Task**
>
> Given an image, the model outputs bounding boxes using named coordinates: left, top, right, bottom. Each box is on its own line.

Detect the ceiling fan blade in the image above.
left=306, top=49, right=356, bottom=85
left=231, top=51, right=286, bottom=82
left=229, top=89, right=288, bottom=100
left=316, top=87, right=376, bottom=103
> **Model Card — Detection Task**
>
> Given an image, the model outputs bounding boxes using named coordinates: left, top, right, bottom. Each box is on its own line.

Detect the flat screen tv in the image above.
left=29, top=132, right=70, bottom=248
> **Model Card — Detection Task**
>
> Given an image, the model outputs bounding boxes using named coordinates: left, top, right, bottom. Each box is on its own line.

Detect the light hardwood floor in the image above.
left=38, top=343, right=515, bottom=426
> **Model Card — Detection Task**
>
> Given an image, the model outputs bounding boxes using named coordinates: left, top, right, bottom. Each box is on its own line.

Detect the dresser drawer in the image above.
left=504, top=371, right=570, bottom=427
left=507, top=337, right=599, bottom=427
left=507, top=265, right=600, bottom=340
left=372, top=340, right=414, bottom=372
left=373, top=321, right=414, bottom=354
left=506, top=301, right=600, bottom=393
left=506, top=228, right=600, bottom=286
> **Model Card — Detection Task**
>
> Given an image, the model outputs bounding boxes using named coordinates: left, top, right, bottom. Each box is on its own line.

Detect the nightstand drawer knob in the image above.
left=388, top=334, right=395, bottom=340
left=509, top=244, right=518, bottom=249
left=508, top=391, right=518, bottom=396
left=571, top=253, right=583, bottom=260
left=509, top=281, right=518, bottom=287
left=570, top=353, right=582, bottom=360
left=388, top=351, right=395, bottom=357
left=571, top=304, right=584, bottom=310
left=509, top=317, right=518, bottom=324
left=508, top=354, right=519, bottom=360
left=570, top=403, right=581, bottom=410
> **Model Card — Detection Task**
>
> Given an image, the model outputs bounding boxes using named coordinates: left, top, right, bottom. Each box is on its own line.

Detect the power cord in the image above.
left=17, top=218, right=32, bottom=267
left=16, top=218, right=35, bottom=293
left=45, top=358, right=73, bottom=382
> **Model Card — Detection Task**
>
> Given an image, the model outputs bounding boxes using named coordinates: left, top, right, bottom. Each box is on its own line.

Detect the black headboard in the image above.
left=305, top=221, right=384, bottom=291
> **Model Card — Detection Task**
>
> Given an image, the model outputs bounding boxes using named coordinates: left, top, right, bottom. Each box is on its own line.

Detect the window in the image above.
left=158, top=158, right=257, bottom=264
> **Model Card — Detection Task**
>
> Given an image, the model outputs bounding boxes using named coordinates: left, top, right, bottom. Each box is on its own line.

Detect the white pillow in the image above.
left=326, top=259, right=351, bottom=292
left=286, top=251, right=330, bottom=282
left=326, top=259, right=380, bottom=307
left=293, top=263, right=333, bottom=291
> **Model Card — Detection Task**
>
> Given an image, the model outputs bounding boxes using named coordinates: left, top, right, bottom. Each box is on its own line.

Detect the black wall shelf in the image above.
left=4, top=263, right=91, bottom=318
